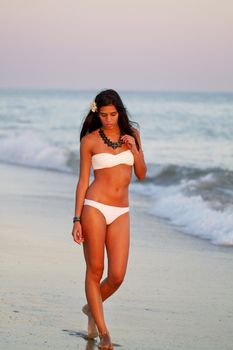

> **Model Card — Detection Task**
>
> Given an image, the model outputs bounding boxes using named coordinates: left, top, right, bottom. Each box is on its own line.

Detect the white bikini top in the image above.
left=92, top=150, right=134, bottom=170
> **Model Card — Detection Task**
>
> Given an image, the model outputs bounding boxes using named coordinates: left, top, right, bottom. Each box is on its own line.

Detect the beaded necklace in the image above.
left=98, top=128, right=124, bottom=149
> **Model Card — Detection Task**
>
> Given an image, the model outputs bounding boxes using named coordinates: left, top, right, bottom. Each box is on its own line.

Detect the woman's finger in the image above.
left=122, top=135, right=135, bottom=144
left=71, top=222, right=83, bottom=243
left=73, top=230, right=84, bottom=245
left=77, top=228, right=84, bottom=242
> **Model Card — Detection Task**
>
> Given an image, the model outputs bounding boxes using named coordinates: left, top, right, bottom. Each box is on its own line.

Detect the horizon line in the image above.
left=0, top=85, right=233, bottom=94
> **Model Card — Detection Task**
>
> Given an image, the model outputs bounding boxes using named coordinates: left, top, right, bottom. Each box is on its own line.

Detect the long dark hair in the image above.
left=80, top=89, right=140, bottom=150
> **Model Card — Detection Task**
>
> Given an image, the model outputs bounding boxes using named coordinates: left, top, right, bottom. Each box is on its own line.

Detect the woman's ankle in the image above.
left=98, top=331, right=113, bottom=349
left=99, top=328, right=109, bottom=336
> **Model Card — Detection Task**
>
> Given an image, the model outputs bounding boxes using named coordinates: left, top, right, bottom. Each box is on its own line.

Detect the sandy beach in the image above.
left=1, top=162, right=233, bottom=350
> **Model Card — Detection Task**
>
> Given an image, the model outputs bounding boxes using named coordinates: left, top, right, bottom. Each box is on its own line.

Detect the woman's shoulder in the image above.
left=130, top=126, right=142, bottom=148
left=131, top=126, right=140, bottom=136
left=80, top=129, right=99, bottom=147
left=131, top=126, right=138, bottom=131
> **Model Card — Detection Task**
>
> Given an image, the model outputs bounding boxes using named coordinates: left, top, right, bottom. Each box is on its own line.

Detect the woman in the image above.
left=72, top=89, right=147, bottom=349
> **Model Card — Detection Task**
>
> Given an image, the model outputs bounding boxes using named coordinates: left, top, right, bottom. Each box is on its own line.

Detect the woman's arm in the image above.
left=74, top=135, right=92, bottom=217
left=121, top=127, right=147, bottom=181
left=72, top=135, right=92, bottom=245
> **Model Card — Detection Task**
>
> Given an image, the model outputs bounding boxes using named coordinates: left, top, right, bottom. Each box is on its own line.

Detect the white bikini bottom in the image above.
left=83, top=198, right=129, bottom=225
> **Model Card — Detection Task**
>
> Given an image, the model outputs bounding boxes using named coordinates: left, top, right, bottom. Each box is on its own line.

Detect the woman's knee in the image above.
left=86, top=265, right=104, bottom=283
left=108, top=271, right=125, bottom=288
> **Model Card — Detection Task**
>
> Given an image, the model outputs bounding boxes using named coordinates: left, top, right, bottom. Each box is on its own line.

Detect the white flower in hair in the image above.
left=90, top=101, right=98, bottom=113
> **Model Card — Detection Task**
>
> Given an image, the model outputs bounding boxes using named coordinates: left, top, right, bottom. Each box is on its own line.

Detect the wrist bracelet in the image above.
left=73, top=216, right=81, bottom=223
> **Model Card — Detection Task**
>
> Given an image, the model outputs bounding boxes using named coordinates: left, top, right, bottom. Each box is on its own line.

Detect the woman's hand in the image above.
left=72, top=221, right=84, bottom=245
left=121, top=134, right=137, bottom=153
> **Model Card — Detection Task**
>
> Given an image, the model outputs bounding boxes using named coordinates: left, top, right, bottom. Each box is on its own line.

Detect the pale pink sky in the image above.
left=0, top=0, right=233, bottom=91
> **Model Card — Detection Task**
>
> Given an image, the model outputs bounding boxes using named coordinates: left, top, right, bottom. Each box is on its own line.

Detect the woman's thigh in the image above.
left=81, top=205, right=107, bottom=268
left=105, top=212, right=130, bottom=280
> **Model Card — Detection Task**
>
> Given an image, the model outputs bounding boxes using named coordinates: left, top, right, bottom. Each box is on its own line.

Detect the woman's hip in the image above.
left=83, top=198, right=129, bottom=225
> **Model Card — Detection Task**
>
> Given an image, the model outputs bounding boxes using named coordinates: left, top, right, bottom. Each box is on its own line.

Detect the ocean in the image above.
left=0, top=88, right=233, bottom=246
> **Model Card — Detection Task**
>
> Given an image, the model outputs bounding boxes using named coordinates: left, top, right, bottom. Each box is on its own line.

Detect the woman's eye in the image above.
left=100, top=112, right=117, bottom=117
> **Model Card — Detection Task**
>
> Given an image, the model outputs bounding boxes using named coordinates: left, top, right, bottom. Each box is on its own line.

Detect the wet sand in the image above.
left=1, top=162, right=233, bottom=350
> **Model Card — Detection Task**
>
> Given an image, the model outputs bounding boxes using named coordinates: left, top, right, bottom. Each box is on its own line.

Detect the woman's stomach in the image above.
left=85, top=166, right=132, bottom=206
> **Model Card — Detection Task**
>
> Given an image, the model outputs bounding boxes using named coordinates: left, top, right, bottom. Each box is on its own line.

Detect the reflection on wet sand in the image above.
left=62, top=329, right=120, bottom=349
left=62, top=329, right=97, bottom=349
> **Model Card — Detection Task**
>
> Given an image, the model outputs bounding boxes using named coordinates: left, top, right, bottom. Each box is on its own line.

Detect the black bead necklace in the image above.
left=98, top=128, right=124, bottom=149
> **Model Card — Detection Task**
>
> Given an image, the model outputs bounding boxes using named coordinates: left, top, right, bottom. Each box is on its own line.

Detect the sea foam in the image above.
left=0, top=131, right=71, bottom=172
left=131, top=180, right=233, bottom=246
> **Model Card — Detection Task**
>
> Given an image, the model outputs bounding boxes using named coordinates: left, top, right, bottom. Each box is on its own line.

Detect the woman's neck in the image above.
left=101, top=126, right=120, bottom=136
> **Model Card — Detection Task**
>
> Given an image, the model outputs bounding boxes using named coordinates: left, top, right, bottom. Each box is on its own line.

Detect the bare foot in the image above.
left=82, top=304, right=99, bottom=339
left=98, top=331, right=113, bottom=349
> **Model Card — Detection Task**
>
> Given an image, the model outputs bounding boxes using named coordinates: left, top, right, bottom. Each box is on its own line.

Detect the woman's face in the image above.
left=98, top=104, right=119, bottom=130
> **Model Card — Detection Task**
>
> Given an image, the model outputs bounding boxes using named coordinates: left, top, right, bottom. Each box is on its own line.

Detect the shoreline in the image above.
left=1, top=162, right=233, bottom=350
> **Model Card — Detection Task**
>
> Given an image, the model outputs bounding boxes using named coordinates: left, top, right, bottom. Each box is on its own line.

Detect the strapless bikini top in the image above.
left=92, top=150, right=134, bottom=170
